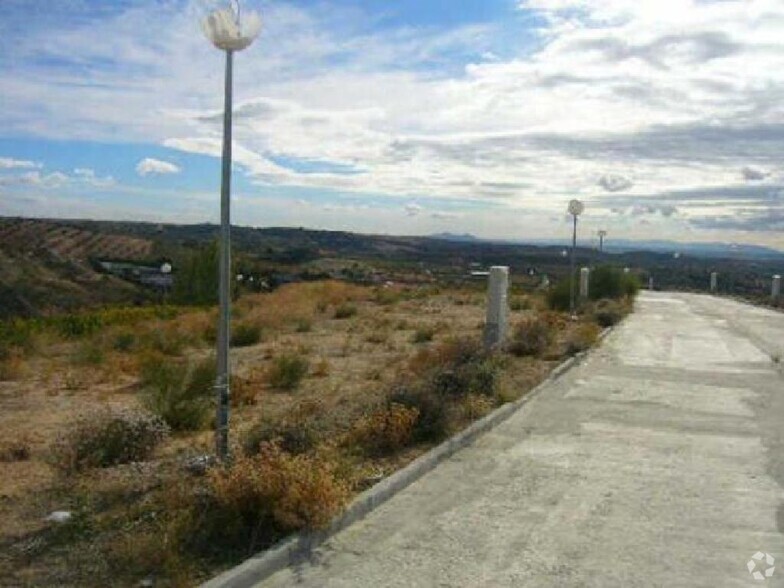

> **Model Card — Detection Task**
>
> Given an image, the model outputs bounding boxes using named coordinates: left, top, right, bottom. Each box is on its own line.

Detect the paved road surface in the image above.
left=260, top=292, right=784, bottom=587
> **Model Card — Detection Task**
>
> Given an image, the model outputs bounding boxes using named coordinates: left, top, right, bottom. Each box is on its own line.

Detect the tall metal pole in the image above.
left=216, top=49, right=233, bottom=460
left=570, top=214, right=577, bottom=315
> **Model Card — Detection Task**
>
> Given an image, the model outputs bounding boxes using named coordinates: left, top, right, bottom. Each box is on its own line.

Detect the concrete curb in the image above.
left=201, top=331, right=611, bottom=588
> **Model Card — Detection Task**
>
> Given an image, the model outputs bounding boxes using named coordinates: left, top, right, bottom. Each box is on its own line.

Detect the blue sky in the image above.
left=1, top=0, right=783, bottom=248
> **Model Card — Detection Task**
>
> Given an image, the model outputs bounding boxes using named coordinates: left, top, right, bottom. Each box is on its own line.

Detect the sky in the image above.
left=0, top=0, right=783, bottom=249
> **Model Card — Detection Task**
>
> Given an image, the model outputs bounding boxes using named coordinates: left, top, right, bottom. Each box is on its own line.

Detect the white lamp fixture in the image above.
left=201, top=1, right=262, bottom=51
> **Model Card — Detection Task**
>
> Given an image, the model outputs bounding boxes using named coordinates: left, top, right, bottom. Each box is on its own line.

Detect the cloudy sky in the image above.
left=1, top=0, right=783, bottom=249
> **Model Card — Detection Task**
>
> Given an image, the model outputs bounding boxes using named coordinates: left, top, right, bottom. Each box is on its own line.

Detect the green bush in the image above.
left=112, top=330, right=136, bottom=352
left=509, top=296, right=530, bottom=311
left=412, top=326, right=436, bottom=344
left=244, top=403, right=323, bottom=456
left=144, top=329, right=188, bottom=356
left=51, top=407, right=169, bottom=473
left=141, top=355, right=215, bottom=431
left=56, top=314, right=103, bottom=339
left=73, top=340, right=105, bottom=366
left=589, top=266, right=625, bottom=300
left=333, top=303, right=357, bottom=319
left=388, top=384, right=449, bottom=443
left=171, top=242, right=219, bottom=306
left=622, top=273, right=641, bottom=297
left=231, top=322, right=262, bottom=347
left=267, top=354, right=309, bottom=391
left=389, top=338, right=500, bottom=442
left=546, top=280, right=573, bottom=311
left=508, top=315, right=554, bottom=357
left=295, top=319, right=312, bottom=333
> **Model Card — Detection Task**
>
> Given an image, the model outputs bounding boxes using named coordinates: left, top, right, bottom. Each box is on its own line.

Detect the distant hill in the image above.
left=0, top=218, right=155, bottom=318
left=1, top=216, right=782, bottom=318
left=428, top=232, right=783, bottom=261
left=428, top=232, right=480, bottom=243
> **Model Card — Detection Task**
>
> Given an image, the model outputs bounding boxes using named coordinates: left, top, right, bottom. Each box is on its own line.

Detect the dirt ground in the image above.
left=0, top=282, right=593, bottom=587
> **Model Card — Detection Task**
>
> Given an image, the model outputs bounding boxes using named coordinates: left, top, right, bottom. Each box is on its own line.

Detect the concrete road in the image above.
left=260, top=292, right=784, bottom=587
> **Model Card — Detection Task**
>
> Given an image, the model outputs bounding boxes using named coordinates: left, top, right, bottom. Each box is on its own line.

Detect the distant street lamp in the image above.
left=568, top=199, right=584, bottom=316
left=201, top=0, right=262, bottom=461
left=160, top=262, right=172, bottom=304
left=598, top=229, right=607, bottom=253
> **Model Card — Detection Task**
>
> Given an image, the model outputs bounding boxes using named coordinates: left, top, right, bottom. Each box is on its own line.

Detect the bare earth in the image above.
left=257, top=292, right=784, bottom=588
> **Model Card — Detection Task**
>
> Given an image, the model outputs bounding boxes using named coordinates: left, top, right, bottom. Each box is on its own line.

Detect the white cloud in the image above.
left=0, top=168, right=114, bottom=189
left=136, top=158, right=181, bottom=177
left=0, top=157, right=41, bottom=170
left=2, top=0, right=784, bottom=246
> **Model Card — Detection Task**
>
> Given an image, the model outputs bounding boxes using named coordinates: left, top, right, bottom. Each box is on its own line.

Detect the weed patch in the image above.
left=51, top=407, right=168, bottom=473
left=267, top=354, right=309, bottom=391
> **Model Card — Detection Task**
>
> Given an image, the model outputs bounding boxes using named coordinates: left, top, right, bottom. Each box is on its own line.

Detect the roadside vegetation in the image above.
left=0, top=272, right=638, bottom=586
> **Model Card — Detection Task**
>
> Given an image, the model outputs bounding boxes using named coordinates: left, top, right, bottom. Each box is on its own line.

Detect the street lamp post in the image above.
left=201, top=1, right=261, bottom=460
left=568, top=199, right=584, bottom=317
left=160, top=262, right=172, bottom=305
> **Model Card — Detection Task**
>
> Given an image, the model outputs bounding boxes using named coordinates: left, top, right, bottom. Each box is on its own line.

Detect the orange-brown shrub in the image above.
left=236, top=281, right=366, bottom=330
left=565, top=323, right=600, bottom=355
left=208, top=442, right=350, bottom=533
left=459, top=394, right=496, bottom=421
left=349, top=403, right=420, bottom=456
left=231, top=374, right=260, bottom=407
left=508, top=315, right=554, bottom=357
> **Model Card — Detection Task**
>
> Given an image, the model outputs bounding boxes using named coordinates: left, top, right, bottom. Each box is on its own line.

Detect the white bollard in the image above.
left=773, top=275, right=781, bottom=300
left=648, top=277, right=654, bottom=290
left=483, top=266, right=509, bottom=351
left=710, top=272, right=718, bottom=293
left=579, top=267, right=590, bottom=299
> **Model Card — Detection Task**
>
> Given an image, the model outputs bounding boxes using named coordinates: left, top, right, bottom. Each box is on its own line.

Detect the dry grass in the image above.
left=0, top=279, right=615, bottom=587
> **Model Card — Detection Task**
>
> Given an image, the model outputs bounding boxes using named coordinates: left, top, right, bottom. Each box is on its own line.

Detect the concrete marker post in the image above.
left=579, top=267, right=590, bottom=300
left=773, top=275, right=781, bottom=300
left=483, top=266, right=509, bottom=351
left=710, top=272, right=718, bottom=293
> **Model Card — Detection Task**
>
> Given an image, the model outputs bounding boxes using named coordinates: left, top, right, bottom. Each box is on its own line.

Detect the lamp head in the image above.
left=202, top=1, right=261, bottom=52
left=568, top=199, right=584, bottom=217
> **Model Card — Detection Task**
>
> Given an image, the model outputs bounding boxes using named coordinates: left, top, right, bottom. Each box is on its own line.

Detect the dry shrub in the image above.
left=140, top=354, right=215, bottom=431
left=312, top=358, right=330, bottom=377
left=509, top=296, right=531, bottom=311
left=141, top=322, right=193, bottom=356
left=231, top=374, right=260, bottom=407
left=333, top=302, right=358, bottom=319
left=349, top=403, right=420, bottom=456
left=231, top=322, right=262, bottom=347
left=266, top=354, right=309, bottom=391
left=412, top=326, right=436, bottom=344
left=508, top=315, right=554, bottom=357
left=236, top=281, right=366, bottom=331
left=244, top=399, right=324, bottom=456
left=208, top=442, right=350, bottom=535
left=460, top=394, right=496, bottom=421
left=0, top=438, right=32, bottom=462
left=593, top=299, right=625, bottom=327
left=51, top=407, right=169, bottom=473
left=389, top=338, right=502, bottom=443
left=565, top=323, right=600, bottom=355
left=0, top=348, right=25, bottom=381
